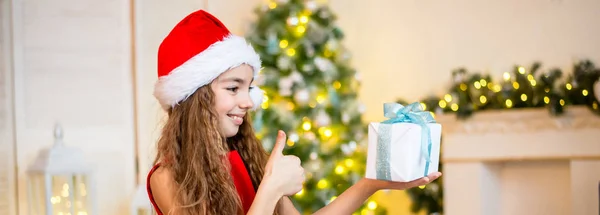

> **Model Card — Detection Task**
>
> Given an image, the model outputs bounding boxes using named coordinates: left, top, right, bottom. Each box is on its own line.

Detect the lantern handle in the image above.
left=54, top=123, right=64, bottom=147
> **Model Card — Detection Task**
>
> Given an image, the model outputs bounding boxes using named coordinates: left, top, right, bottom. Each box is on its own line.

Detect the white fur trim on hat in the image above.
left=154, top=35, right=263, bottom=110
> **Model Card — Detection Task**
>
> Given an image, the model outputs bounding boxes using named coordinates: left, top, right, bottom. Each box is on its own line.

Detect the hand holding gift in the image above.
left=365, top=102, right=442, bottom=184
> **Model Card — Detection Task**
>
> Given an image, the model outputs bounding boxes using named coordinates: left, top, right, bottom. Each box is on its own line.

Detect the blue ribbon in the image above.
left=375, top=102, right=436, bottom=180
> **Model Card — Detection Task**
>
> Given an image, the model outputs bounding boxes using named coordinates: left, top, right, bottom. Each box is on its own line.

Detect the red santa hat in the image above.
left=154, top=10, right=264, bottom=110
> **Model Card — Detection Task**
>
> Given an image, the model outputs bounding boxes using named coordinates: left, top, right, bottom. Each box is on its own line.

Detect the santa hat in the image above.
left=154, top=10, right=264, bottom=110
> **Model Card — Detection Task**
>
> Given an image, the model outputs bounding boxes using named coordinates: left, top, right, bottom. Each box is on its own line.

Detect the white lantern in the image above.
left=26, top=124, right=96, bottom=215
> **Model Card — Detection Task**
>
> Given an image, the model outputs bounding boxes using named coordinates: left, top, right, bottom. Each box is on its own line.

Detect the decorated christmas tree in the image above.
left=246, top=0, right=386, bottom=214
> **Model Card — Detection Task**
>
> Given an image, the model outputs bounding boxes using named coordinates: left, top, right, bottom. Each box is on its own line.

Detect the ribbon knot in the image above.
left=375, top=102, right=436, bottom=180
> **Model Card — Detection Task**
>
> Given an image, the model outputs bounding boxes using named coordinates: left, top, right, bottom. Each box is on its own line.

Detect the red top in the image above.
left=146, top=150, right=257, bottom=214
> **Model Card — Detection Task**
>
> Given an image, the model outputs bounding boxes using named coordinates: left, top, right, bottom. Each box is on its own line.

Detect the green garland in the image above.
left=402, top=59, right=600, bottom=120
left=398, top=59, right=600, bottom=215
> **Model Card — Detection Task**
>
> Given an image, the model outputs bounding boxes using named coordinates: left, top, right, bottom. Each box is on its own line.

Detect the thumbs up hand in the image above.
left=263, top=130, right=305, bottom=197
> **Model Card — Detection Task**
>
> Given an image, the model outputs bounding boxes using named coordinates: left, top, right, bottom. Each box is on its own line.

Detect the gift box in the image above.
left=365, top=103, right=442, bottom=182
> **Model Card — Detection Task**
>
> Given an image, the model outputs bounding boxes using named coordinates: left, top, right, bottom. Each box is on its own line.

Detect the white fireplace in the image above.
left=438, top=106, right=600, bottom=215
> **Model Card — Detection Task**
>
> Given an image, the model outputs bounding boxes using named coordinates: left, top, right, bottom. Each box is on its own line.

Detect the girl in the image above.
left=147, top=10, right=441, bottom=215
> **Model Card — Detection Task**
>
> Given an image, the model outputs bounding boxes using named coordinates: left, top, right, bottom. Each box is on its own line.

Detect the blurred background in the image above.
left=1, top=0, right=600, bottom=214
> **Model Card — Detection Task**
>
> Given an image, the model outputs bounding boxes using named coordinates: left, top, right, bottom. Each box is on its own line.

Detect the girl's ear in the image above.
left=249, top=87, right=264, bottom=111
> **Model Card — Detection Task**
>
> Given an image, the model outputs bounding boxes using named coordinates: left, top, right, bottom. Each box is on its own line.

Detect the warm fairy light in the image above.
left=317, top=179, right=329, bottom=189
left=333, top=81, right=342, bottom=89
left=279, top=40, right=289, bottom=48
left=582, top=89, right=589, bottom=96
left=560, top=99, right=565, bottom=106
left=316, top=94, right=327, bottom=103
left=287, top=102, right=295, bottom=110
left=506, top=99, right=513, bottom=108
left=286, top=48, right=296, bottom=56
left=420, top=102, right=427, bottom=110
left=335, top=165, right=345, bottom=174
left=474, top=81, right=481, bottom=89
left=480, top=95, right=487, bottom=104
left=521, top=94, right=528, bottom=101
left=367, top=201, right=378, bottom=210
left=459, top=83, right=467, bottom=91
left=302, top=121, right=312, bottom=131
left=439, top=100, right=447, bottom=108
left=419, top=185, right=426, bottom=189
left=444, top=94, right=452, bottom=102
left=269, top=2, right=277, bottom=9
left=527, top=74, right=534, bottom=81
left=566, top=83, right=572, bottom=90
left=450, top=104, right=459, bottom=111
left=544, top=96, right=550, bottom=104
left=324, top=129, right=332, bottom=137
left=480, top=79, right=487, bottom=87
left=512, top=82, right=520, bottom=89
left=345, top=159, right=354, bottom=167
left=518, top=67, right=525, bottom=74
left=503, top=72, right=511, bottom=81
left=287, top=139, right=295, bottom=147
left=299, top=15, right=309, bottom=24
left=493, top=85, right=502, bottom=92
left=530, top=80, right=537, bottom=86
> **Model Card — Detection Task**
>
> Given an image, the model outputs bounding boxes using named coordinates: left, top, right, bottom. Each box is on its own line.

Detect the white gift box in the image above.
left=365, top=122, right=442, bottom=182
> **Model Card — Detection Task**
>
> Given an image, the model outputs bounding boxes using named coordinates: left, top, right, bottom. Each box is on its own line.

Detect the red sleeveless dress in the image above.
left=146, top=150, right=257, bottom=214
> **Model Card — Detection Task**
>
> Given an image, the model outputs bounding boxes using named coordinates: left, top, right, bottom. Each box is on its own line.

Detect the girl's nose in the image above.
left=239, top=93, right=254, bottom=110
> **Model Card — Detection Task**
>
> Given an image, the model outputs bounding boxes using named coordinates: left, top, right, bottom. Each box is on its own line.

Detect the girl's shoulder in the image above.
left=147, top=164, right=176, bottom=215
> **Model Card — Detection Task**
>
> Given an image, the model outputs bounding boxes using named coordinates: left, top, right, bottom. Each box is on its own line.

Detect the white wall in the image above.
left=10, top=0, right=136, bottom=214
left=329, top=0, right=600, bottom=121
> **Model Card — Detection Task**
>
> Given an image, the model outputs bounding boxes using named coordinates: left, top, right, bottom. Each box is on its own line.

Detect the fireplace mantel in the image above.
left=436, top=106, right=600, bottom=215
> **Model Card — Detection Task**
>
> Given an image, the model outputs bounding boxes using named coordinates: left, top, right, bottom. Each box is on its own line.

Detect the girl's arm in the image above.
left=246, top=178, right=285, bottom=215
left=279, top=173, right=441, bottom=215
left=149, top=166, right=286, bottom=215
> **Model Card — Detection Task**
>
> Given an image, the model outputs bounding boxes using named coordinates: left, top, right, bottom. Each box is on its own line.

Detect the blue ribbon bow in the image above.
left=375, top=102, right=436, bottom=180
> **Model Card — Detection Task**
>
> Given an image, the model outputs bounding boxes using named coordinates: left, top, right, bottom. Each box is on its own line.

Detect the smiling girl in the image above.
left=146, top=9, right=440, bottom=215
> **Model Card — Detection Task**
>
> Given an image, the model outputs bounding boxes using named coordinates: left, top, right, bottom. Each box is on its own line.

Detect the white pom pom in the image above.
left=250, top=87, right=264, bottom=111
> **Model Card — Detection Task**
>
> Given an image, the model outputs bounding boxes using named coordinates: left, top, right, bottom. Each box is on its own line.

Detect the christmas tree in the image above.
left=246, top=0, right=386, bottom=214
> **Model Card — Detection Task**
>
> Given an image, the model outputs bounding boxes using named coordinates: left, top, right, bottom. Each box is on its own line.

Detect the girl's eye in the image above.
left=227, top=87, right=239, bottom=92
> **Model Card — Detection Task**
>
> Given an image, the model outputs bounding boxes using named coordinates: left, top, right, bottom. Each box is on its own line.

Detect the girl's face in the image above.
left=211, top=64, right=255, bottom=137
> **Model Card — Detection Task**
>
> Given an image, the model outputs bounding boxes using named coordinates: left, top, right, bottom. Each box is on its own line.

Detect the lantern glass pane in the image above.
left=51, top=175, right=73, bottom=215
left=73, top=174, right=89, bottom=215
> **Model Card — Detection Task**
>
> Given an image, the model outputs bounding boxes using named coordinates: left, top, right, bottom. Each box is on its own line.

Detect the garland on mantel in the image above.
left=397, top=59, right=600, bottom=215
left=398, top=59, right=600, bottom=120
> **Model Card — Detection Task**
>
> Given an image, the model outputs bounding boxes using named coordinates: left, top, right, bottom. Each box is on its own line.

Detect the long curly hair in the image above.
left=153, top=85, right=282, bottom=215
